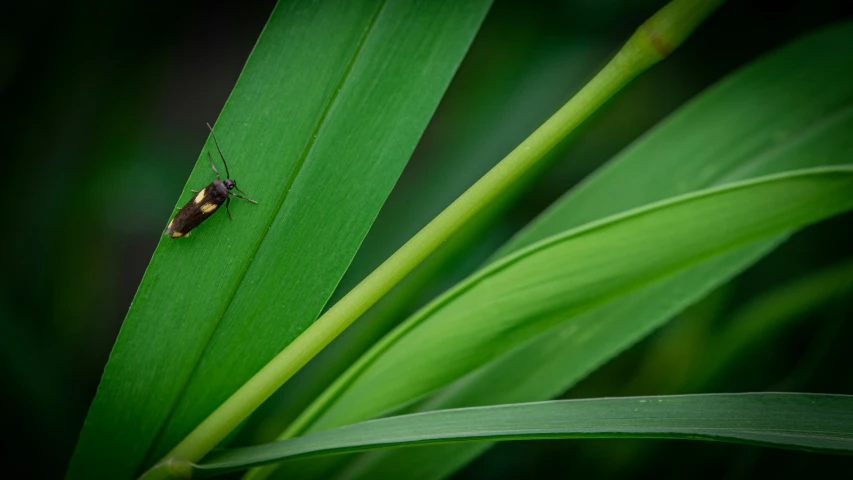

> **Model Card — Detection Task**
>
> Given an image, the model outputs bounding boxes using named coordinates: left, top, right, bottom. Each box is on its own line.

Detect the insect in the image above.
left=165, top=123, right=257, bottom=238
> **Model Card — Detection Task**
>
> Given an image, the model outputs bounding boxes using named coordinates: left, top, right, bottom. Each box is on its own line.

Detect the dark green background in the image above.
left=2, top=0, right=852, bottom=478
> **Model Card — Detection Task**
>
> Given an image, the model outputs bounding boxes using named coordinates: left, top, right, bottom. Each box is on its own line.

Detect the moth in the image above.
left=165, top=123, right=257, bottom=238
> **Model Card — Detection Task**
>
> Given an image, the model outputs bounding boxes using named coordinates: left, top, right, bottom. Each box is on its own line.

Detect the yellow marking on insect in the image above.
left=201, top=203, right=218, bottom=214
left=194, top=189, right=206, bottom=204
left=172, top=232, right=184, bottom=238
left=168, top=219, right=174, bottom=230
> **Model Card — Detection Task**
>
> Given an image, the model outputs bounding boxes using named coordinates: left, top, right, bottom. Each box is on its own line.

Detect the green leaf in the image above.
left=686, top=257, right=853, bottom=391
left=295, top=166, right=853, bottom=438
left=329, top=22, right=853, bottom=480
left=66, top=1, right=492, bottom=478
left=197, top=393, right=853, bottom=474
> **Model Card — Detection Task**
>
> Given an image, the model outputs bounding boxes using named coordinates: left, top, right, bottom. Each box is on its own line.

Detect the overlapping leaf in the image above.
left=200, top=393, right=853, bottom=475
left=65, top=1, right=492, bottom=478
left=297, top=166, right=853, bottom=437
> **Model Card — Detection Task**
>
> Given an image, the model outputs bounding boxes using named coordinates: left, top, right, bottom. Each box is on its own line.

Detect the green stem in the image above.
left=142, top=1, right=725, bottom=478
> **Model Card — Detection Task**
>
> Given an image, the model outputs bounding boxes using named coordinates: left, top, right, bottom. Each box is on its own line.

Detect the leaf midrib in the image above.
left=142, top=0, right=389, bottom=465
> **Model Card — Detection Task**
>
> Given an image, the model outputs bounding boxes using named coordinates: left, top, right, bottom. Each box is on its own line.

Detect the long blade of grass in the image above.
left=286, top=167, right=853, bottom=440
left=66, top=1, right=492, bottom=479
left=196, top=393, right=853, bottom=475
left=329, top=21, right=853, bottom=480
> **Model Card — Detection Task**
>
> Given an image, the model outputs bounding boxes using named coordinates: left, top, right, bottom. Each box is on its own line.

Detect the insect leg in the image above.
left=207, top=151, right=221, bottom=180
left=226, top=197, right=234, bottom=220
left=229, top=192, right=258, bottom=204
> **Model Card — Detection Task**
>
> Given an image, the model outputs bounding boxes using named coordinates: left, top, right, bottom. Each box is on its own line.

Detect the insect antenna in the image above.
left=207, top=122, right=231, bottom=179
left=206, top=151, right=221, bottom=180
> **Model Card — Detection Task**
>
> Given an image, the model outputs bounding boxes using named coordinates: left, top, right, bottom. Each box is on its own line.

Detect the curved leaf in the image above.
left=66, top=1, right=492, bottom=478
left=300, top=167, right=853, bottom=436
left=198, top=393, right=853, bottom=475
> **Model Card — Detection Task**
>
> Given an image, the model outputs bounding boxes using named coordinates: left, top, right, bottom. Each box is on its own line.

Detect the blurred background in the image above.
left=2, top=0, right=852, bottom=478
